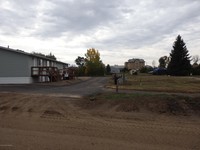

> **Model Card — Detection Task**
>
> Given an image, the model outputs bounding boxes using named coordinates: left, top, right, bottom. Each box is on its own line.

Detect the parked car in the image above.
left=152, top=68, right=167, bottom=75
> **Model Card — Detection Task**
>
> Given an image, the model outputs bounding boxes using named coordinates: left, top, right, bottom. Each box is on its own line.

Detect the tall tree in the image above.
left=75, top=56, right=86, bottom=76
left=106, top=64, right=111, bottom=74
left=75, top=56, right=85, bottom=66
left=85, top=48, right=105, bottom=76
left=167, top=35, right=191, bottom=76
left=46, top=52, right=57, bottom=60
left=85, top=48, right=100, bottom=63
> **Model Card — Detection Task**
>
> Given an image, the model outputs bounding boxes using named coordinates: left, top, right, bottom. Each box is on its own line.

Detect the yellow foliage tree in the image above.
left=85, top=48, right=100, bottom=63
left=84, top=48, right=105, bottom=76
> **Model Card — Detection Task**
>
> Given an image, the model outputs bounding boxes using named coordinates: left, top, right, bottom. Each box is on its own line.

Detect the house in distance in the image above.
left=125, top=58, right=145, bottom=70
left=110, top=65, right=124, bottom=74
left=0, top=46, right=68, bottom=84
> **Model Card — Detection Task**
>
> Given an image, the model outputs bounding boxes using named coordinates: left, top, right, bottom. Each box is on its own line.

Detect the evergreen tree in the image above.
left=46, top=52, right=57, bottom=60
left=106, top=64, right=111, bottom=74
left=167, top=35, right=191, bottom=76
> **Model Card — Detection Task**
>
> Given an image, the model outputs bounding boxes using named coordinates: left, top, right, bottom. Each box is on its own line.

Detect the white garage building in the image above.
left=0, top=46, right=68, bottom=84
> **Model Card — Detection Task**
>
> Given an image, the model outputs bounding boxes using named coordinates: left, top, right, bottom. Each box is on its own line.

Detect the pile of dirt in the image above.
left=41, top=110, right=64, bottom=118
left=1, top=93, right=200, bottom=150
left=78, top=94, right=200, bottom=116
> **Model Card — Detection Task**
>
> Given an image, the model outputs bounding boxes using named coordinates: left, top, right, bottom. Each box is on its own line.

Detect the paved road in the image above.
left=0, top=77, right=109, bottom=98
left=1, top=77, right=199, bottom=98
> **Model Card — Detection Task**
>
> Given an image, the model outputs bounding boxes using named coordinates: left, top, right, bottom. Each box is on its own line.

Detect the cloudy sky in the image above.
left=0, top=0, right=200, bottom=66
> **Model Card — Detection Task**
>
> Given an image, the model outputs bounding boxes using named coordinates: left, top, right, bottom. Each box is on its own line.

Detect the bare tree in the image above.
left=192, top=55, right=199, bottom=64
left=152, top=60, right=156, bottom=68
left=159, top=56, right=170, bottom=68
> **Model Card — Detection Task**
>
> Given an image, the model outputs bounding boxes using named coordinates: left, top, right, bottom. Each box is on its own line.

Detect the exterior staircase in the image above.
left=31, top=67, right=62, bottom=82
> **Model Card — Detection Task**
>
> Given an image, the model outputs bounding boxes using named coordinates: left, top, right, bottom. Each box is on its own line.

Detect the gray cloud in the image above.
left=0, top=0, right=200, bottom=65
left=0, top=0, right=38, bottom=34
left=31, top=0, right=124, bottom=37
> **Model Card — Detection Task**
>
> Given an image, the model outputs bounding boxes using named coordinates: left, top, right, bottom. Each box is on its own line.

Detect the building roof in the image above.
left=127, top=58, right=145, bottom=63
left=112, top=65, right=124, bottom=69
left=0, top=46, right=68, bottom=65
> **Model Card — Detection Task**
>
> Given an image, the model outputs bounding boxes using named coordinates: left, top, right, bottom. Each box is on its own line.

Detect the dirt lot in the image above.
left=0, top=92, right=200, bottom=150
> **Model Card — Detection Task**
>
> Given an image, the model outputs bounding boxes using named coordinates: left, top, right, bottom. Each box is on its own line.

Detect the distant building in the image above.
left=125, top=58, right=145, bottom=70
left=110, top=65, right=124, bottom=74
left=0, top=46, right=69, bottom=84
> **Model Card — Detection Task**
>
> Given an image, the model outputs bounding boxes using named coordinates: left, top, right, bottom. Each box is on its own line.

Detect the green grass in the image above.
left=100, top=92, right=160, bottom=100
left=107, top=74, right=200, bottom=93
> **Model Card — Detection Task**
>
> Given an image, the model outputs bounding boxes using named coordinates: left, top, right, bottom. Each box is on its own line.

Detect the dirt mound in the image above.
left=42, top=110, right=64, bottom=118
left=12, top=106, right=19, bottom=111
left=0, top=105, right=9, bottom=111
left=1, top=93, right=200, bottom=150
left=79, top=94, right=200, bottom=116
left=145, top=97, right=200, bottom=115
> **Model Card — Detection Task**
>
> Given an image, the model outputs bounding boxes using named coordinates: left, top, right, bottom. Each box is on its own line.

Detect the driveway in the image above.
left=0, top=77, right=109, bottom=98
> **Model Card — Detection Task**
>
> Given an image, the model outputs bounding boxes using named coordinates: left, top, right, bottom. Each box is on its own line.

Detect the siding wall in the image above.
left=0, top=77, right=34, bottom=84
left=0, top=49, right=32, bottom=77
